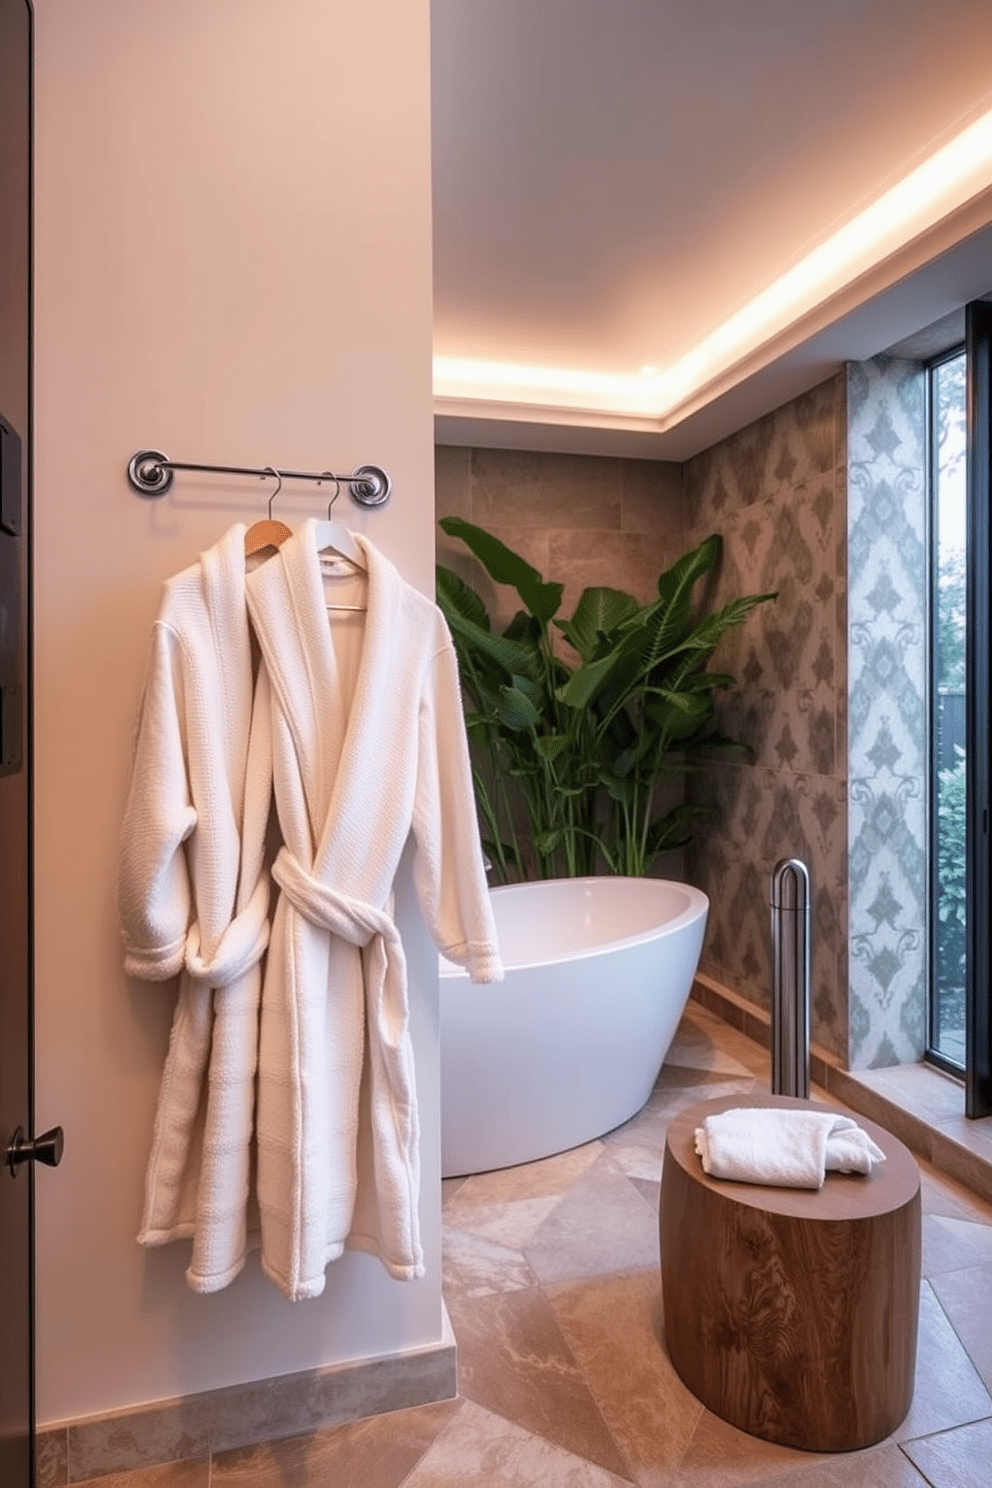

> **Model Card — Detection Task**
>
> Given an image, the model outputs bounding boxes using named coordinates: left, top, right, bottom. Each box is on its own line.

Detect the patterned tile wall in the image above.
left=681, top=375, right=850, bottom=1062
left=846, top=357, right=927, bottom=1068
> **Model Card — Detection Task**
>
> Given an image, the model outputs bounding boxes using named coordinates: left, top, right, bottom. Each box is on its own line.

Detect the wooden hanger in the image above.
left=245, top=468, right=292, bottom=557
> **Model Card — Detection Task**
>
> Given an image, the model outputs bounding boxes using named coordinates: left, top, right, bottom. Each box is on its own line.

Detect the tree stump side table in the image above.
left=660, top=1094, right=921, bottom=1452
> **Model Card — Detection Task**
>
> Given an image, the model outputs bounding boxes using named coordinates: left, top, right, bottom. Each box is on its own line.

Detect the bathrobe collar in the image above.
left=245, top=518, right=399, bottom=869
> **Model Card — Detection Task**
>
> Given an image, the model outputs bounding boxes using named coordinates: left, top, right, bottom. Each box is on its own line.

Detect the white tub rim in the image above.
left=439, top=874, right=709, bottom=977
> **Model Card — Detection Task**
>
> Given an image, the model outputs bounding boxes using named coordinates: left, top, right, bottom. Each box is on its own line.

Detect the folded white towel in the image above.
left=693, top=1107, right=886, bottom=1189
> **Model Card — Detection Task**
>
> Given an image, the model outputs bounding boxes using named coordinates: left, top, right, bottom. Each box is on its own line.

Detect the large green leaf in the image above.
left=436, top=564, right=491, bottom=630
left=495, top=682, right=542, bottom=731
left=656, top=533, right=722, bottom=606
left=645, top=690, right=713, bottom=741
left=442, top=606, right=541, bottom=681
left=510, top=673, right=547, bottom=712
left=599, top=770, right=636, bottom=806
left=556, top=648, right=630, bottom=709
left=555, top=586, right=641, bottom=662
left=536, top=733, right=570, bottom=760
left=606, top=535, right=725, bottom=685
left=646, top=803, right=718, bottom=856
left=648, top=592, right=777, bottom=677
left=503, top=609, right=543, bottom=647
left=440, top=516, right=564, bottom=623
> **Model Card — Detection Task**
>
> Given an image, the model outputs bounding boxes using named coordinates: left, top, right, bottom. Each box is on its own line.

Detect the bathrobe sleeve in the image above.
left=411, top=638, right=503, bottom=984
left=118, top=621, right=197, bottom=981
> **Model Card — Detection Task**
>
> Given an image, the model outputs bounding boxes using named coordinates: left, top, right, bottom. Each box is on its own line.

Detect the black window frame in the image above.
left=926, top=342, right=968, bottom=1078
left=965, top=299, right=992, bottom=1118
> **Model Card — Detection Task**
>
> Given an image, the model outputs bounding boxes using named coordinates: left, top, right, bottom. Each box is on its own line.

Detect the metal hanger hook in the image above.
left=321, top=473, right=342, bottom=516
left=262, top=466, right=283, bottom=518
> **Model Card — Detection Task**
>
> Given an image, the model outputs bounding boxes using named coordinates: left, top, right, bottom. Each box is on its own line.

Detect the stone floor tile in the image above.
left=929, top=1261, right=992, bottom=1393
left=522, top=1155, right=660, bottom=1285
left=901, top=1417, right=992, bottom=1488
left=679, top=1005, right=773, bottom=1080
left=449, top=1142, right=603, bottom=1207
left=628, top=1176, right=661, bottom=1209
left=547, top=1269, right=704, bottom=1486
left=894, top=1283, right=992, bottom=1441
left=78, top=1460, right=209, bottom=1487
left=605, top=1139, right=667, bottom=1184
left=743, top=1441, right=930, bottom=1486
left=664, top=1008, right=756, bottom=1078
left=442, top=1223, right=539, bottom=1299
left=658, top=1405, right=826, bottom=1487
left=442, top=1192, right=565, bottom=1252
left=654, top=1064, right=757, bottom=1090
left=922, top=1213, right=992, bottom=1277
left=445, top=1287, right=630, bottom=1478
left=58, top=1003, right=992, bottom=1488
left=601, top=1081, right=756, bottom=1163
left=401, top=1399, right=634, bottom=1487
left=210, top=1400, right=459, bottom=1488
left=645, top=1077, right=758, bottom=1116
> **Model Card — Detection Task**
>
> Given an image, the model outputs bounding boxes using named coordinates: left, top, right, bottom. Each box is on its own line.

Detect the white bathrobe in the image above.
left=121, top=519, right=501, bottom=1300
left=118, top=523, right=272, bottom=1293
left=245, top=521, right=501, bottom=1300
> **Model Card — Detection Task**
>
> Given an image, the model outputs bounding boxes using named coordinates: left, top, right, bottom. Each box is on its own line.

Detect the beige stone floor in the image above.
left=76, top=1003, right=992, bottom=1486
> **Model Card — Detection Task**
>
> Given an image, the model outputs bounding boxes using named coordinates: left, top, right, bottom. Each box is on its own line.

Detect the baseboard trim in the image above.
left=37, top=1318, right=457, bottom=1486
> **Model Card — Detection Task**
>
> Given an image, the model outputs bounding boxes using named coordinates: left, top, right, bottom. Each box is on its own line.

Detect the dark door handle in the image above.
left=6, top=1125, right=64, bottom=1175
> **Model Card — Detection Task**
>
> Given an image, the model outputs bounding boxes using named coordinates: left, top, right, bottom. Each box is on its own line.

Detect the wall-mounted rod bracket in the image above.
left=127, top=450, right=391, bottom=507
left=770, top=857, right=811, bottom=1099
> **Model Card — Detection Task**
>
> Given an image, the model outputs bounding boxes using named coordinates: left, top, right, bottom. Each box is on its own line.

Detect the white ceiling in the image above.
left=431, top=0, right=992, bottom=458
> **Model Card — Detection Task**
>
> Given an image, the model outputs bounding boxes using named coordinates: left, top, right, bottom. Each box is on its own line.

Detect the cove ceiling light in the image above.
left=434, top=104, right=992, bottom=426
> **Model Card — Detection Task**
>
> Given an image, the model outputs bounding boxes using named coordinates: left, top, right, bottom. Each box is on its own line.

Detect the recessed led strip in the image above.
left=434, top=104, right=992, bottom=424
left=431, top=357, right=658, bottom=417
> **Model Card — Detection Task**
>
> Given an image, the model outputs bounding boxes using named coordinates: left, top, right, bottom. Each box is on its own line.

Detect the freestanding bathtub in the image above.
left=440, top=876, right=709, bottom=1177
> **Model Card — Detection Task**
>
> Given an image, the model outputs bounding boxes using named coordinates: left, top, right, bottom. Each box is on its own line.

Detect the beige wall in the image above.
left=33, top=0, right=437, bottom=1425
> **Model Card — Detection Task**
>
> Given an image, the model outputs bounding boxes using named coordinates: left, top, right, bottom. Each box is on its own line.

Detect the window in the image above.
left=929, top=348, right=967, bottom=1072
left=928, top=301, right=992, bottom=1116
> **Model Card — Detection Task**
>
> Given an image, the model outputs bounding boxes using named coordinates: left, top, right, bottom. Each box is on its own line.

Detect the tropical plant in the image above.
left=436, top=516, right=776, bottom=882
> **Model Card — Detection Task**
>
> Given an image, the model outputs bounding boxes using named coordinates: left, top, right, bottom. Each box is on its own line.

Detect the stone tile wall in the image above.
left=682, top=374, right=850, bottom=1062
left=435, top=447, right=686, bottom=630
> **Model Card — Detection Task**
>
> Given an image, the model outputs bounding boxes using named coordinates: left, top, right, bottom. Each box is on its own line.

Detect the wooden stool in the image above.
left=660, top=1094, right=921, bottom=1452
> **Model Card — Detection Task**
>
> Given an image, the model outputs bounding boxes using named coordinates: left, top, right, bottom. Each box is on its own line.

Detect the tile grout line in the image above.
left=896, top=1438, right=941, bottom=1488
left=536, top=1279, right=641, bottom=1488
left=917, top=1275, right=992, bottom=1418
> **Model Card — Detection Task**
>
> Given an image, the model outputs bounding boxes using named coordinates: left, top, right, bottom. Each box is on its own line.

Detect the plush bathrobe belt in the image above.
left=270, top=844, right=423, bottom=1288
left=272, top=845, right=404, bottom=965
left=183, top=875, right=270, bottom=988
